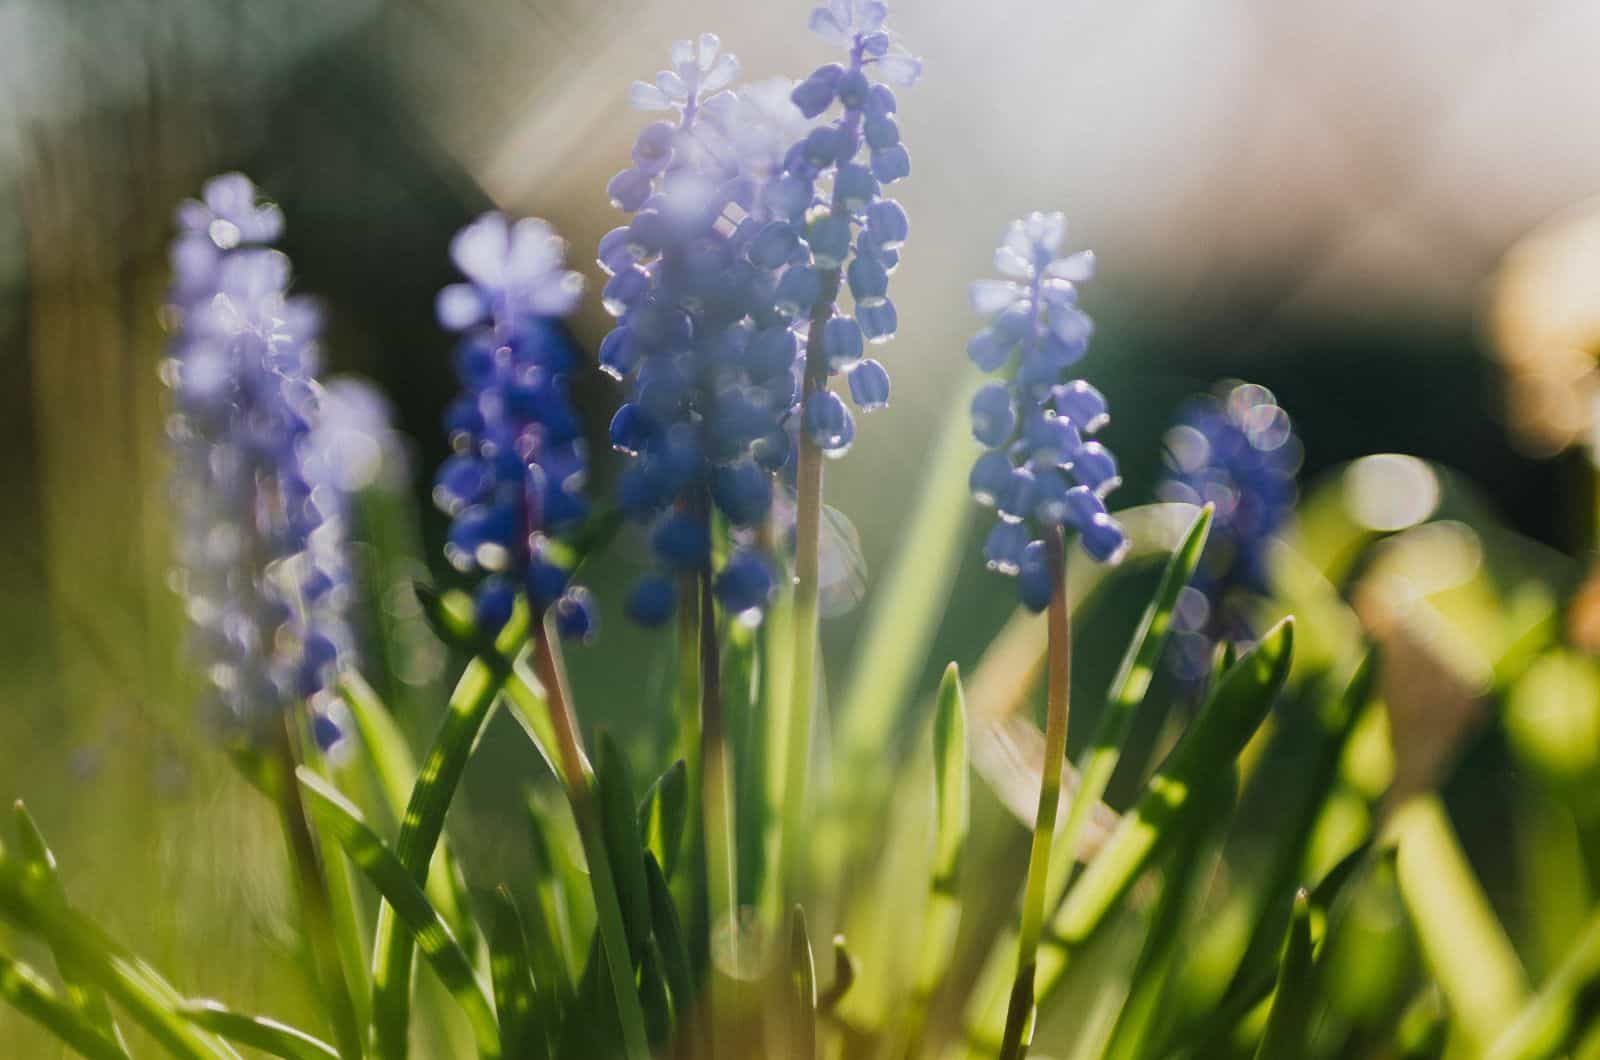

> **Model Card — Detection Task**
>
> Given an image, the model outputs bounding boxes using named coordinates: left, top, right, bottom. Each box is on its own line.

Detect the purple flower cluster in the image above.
left=164, top=174, right=356, bottom=744
left=967, top=212, right=1128, bottom=611
left=598, top=4, right=920, bottom=626
left=1157, top=382, right=1299, bottom=683
left=432, top=213, right=597, bottom=641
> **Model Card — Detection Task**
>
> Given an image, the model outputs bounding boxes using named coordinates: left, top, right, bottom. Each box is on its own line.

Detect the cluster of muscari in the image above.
left=432, top=212, right=598, bottom=641
left=597, top=5, right=920, bottom=626
left=1157, top=382, right=1299, bottom=683
left=165, top=173, right=355, bottom=746
left=967, top=212, right=1129, bottom=611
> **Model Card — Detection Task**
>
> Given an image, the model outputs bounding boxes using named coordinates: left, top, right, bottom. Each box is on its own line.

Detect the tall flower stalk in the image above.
left=780, top=0, right=921, bottom=902
left=163, top=173, right=365, bottom=1059
left=426, top=211, right=650, bottom=1060
left=962, top=212, right=1128, bottom=1058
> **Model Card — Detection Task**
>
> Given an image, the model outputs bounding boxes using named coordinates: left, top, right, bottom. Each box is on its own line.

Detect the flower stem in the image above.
left=530, top=618, right=652, bottom=1060
left=698, top=561, right=740, bottom=1055
left=270, top=718, right=365, bottom=1060
left=999, top=528, right=1071, bottom=1060
left=779, top=269, right=843, bottom=904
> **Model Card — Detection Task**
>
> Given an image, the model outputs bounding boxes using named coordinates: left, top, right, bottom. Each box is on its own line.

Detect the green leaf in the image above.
left=0, top=850, right=239, bottom=1059
left=1103, top=771, right=1237, bottom=1060
left=487, top=887, right=544, bottom=1060
left=1487, top=902, right=1600, bottom=1059
left=524, top=791, right=582, bottom=994
left=369, top=588, right=527, bottom=1060
left=1252, top=891, right=1317, bottom=1060
left=178, top=1000, right=340, bottom=1060
left=0, top=948, right=130, bottom=1060
left=296, top=768, right=501, bottom=1058
left=788, top=905, right=818, bottom=1060
left=1053, top=617, right=1294, bottom=946
left=638, top=760, right=689, bottom=884
left=1051, top=503, right=1213, bottom=905
left=894, top=664, right=971, bottom=1057
left=339, top=669, right=480, bottom=959
left=644, top=853, right=699, bottom=1059
left=11, top=801, right=127, bottom=1054
left=639, top=944, right=673, bottom=1049
left=1394, top=794, right=1530, bottom=1053
left=596, top=730, right=653, bottom=967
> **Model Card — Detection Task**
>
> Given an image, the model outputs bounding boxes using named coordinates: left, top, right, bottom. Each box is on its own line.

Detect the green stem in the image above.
left=999, top=530, right=1071, bottom=1060
left=698, top=562, right=739, bottom=1056
left=272, top=720, right=365, bottom=1060
left=779, top=269, right=842, bottom=905
left=531, top=618, right=652, bottom=1060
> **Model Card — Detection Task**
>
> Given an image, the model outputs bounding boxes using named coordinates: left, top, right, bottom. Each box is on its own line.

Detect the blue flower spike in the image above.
left=1156, top=381, right=1300, bottom=683
left=967, top=211, right=1127, bottom=611
left=165, top=173, right=371, bottom=739
left=433, top=211, right=597, bottom=641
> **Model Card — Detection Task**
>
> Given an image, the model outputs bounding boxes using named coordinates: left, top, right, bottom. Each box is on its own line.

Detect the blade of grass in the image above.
left=296, top=768, right=501, bottom=1058
left=0, top=849, right=239, bottom=1059
left=1485, top=890, right=1600, bottom=1059
left=340, top=669, right=481, bottom=959
left=179, top=1000, right=341, bottom=1060
left=486, top=887, right=543, bottom=1060
left=963, top=618, right=1297, bottom=1054
left=1250, top=890, right=1316, bottom=1060
left=11, top=802, right=128, bottom=1054
left=896, top=664, right=971, bottom=1058
left=1102, top=770, right=1237, bottom=1060
left=638, top=760, right=689, bottom=883
left=0, top=949, right=130, bottom=1060
left=369, top=587, right=527, bottom=1060
left=645, top=853, right=702, bottom=1060
left=788, top=906, right=818, bottom=1060
left=1392, top=794, right=1529, bottom=1053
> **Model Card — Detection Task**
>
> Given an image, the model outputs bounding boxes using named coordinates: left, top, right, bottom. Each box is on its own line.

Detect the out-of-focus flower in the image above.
left=967, top=212, right=1126, bottom=611
left=433, top=211, right=596, bottom=640
left=1490, top=199, right=1600, bottom=458
left=1157, top=381, right=1300, bottom=685
left=164, top=173, right=358, bottom=744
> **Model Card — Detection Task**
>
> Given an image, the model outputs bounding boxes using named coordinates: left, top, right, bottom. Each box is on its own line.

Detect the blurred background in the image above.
left=5, top=0, right=1600, bottom=1053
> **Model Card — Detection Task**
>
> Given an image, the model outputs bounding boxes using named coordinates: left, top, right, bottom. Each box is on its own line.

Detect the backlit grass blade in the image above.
left=645, top=853, right=701, bottom=1060
left=1050, top=504, right=1213, bottom=905
left=1167, top=654, right=1375, bottom=1034
left=596, top=729, right=653, bottom=966
left=486, top=886, right=544, bottom=1060
left=340, top=668, right=481, bottom=958
left=959, top=615, right=1297, bottom=1052
left=1393, top=794, right=1530, bottom=1053
left=0, top=949, right=130, bottom=1060
left=1251, top=891, right=1316, bottom=1060
left=296, top=768, right=501, bottom=1058
left=0, top=849, right=239, bottom=1059
left=788, top=905, right=818, bottom=1060
left=896, top=663, right=970, bottom=1057
left=1487, top=901, right=1600, bottom=1059
left=638, top=760, right=689, bottom=883
left=370, top=585, right=527, bottom=1060
left=1102, top=772, right=1237, bottom=1060
left=11, top=801, right=127, bottom=1054
left=178, top=1000, right=340, bottom=1060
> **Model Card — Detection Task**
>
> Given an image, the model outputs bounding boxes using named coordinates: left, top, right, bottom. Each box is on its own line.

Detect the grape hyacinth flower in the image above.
left=432, top=212, right=597, bottom=641
left=599, top=34, right=806, bottom=624
left=967, top=211, right=1128, bottom=611
left=786, top=0, right=921, bottom=448
left=163, top=173, right=357, bottom=747
left=1157, top=381, right=1299, bottom=684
